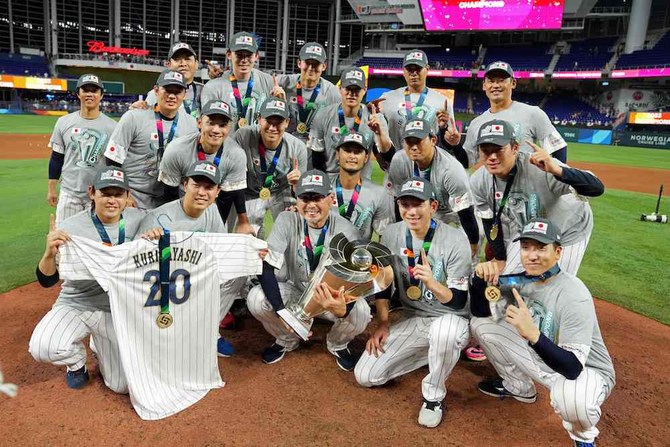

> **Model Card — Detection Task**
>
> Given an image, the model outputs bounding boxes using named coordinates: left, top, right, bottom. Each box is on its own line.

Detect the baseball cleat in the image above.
left=331, top=347, right=360, bottom=372
left=418, top=400, right=443, bottom=428
left=65, top=366, right=90, bottom=389
left=262, top=343, right=295, bottom=364
left=478, top=378, right=537, bottom=403
left=217, top=337, right=235, bottom=357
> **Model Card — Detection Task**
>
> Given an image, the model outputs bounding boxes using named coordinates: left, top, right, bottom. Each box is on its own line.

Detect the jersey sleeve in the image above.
left=220, top=144, right=248, bottom=192
left=158, top=142, right=186, bottom=187
left=199, top=80, right=219, bottom=108
left=443, top=231, right=472, bottom=291
left=387, top=153, right=406, bottom=197
left=49, top=116, right=66, bottom=154
left=470, top=168, right=494, bottom=219
left=307, top=110, right=326, bottom=153
left=105, top=111, right=136, bottom=164
left=462, top=123, right=479, bottom=167
left=552, top=290, right=596, bottom=367
left=443, top=161, right=474, bottom=213
left=145, top=89, right=157, bottom=107
left=58, top=236, right=123, bottom=290
left=264, top=211, right=293, bottom=269
left=532, top=106, right=566, bottom=154
left=192, top=233, right=266, bottom=281
left=372, top=191, right=393, bottom=236
left=543, top=160, right=573, bottom=196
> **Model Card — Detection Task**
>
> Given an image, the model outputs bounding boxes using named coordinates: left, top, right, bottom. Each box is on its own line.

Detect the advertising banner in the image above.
left=0, top=75, right=68, bottom=91
left=618, top=132, right=670, bottom=149
left=556, top=126, right=578, bottom=142
left=578, top=129, right=612, bottom=145
left=347, top=1, right=423, bottom=24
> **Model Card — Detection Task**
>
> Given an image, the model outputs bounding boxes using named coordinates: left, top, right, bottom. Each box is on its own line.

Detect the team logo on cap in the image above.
left=489, top=62, right=509, bottom=71
left=524, top=221, right=548, bottom=235
left=100, top=169, right=125, bottom=182
left=305, top=45, right=323, bottom=55
left=172, top=43, right=190, bottom=51
left=210, top=101, right=230, bottom=113
left=481, top=124, right=505, bottom=137
left=81, top=75, right=99, bottom=84
left=402, top=179, right=425, bottom=193
left=235, top=35, right=254, bottom=45
left=345, top=70, right=363, bottom=81
left=164, top=71, right=184, bottom=82
left=344, top=133, right=364, bottom=144
left=194, top=163, right=217, bottom=175
left=405, top=120, right=424, bottom=131
left=266, top=100, right=286, bottom=111
left=302, top=174, right=324, bottom=186
left=406, top=51, right=424, bottom=61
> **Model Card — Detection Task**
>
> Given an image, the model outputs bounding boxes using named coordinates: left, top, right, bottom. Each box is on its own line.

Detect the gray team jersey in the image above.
left=463, top=101, right=566, bottom=166
left=104, top=108, right=198, bottom=209
left=388, top=147, right=473, bottom=224
left=470, top=151, right=593, bottom=246
left=380, top=220, right=471, bottom=318
left=329, top=175, right=392, bottom=241
left=517, top=272, right=615, bottom=390
left=200, top=69, right=274, bottom=131
left=49, top=111, right=117, bottom=199
left=145, top=81, right=203, bottom=118
left=233, top=126, right=308, bottom=198
left=55, top=207, right=145, bottom=312
left=380, top=87, right=455, bottom=150
left=136, top=198, right=227, bottom=235
left=265, top=210, right=360, bottom=292
left=277, top=74, right=340, bottom=141
left=158, top=132, right=247, bottom=192
left=308, top=102, right=389, bottom=180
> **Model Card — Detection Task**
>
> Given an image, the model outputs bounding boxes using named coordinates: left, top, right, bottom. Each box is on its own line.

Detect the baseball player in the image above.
left=47, top=74, right=117, bottom=225
left=469, top=119, right=604, bottom=277
left=388, top=118, right=479, bottom=254
left=276, top=42, right=340, bottom=144
left=104, top=69, right=198, bottom=210
left=354, top=178, right=471, bottom=428
left=230, top=96, right=308, bottom=238
left=462, top=61, right=568, bottom=166
left=329, top=133, right=392, bottom=241
left=30, top=167, right=144, bottom=390
left=308, top=66, right=394, bottom=180
left=142, top=42, right=203, bottom=117
left=470, top=218, right=615, bottom=447
left=247, top=170, right=366, bottom=370
left=158, top=99, right=252, bottom=234
left=200, top=32, right=274, bottom=131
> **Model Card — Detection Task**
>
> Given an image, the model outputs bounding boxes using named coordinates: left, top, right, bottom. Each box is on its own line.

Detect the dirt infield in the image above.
left=571, top=161, right=670, bottom=195
left=0, top=282, right=668, bottom=446
left=0, top=134, right=51, bottom=159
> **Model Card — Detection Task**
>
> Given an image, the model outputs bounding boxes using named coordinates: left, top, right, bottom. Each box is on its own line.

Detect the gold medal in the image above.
left=238, top=117, right=248, bottom=128
left=490, top=224, right=499, bottom=240
left=296, top=122, right=308, bottom=134
left=406, top=285, right=422, bottom=300
left=259, top=187, right=272, bottom=201
left=484, top=286, right=501, bottom=303
left=156, top=312, right=173, bottom=329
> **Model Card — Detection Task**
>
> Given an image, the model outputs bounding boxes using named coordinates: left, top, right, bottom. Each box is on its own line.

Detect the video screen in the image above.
left=420, top=0, right=565, bottom=31
left=629, top=112, right=670, bottom=126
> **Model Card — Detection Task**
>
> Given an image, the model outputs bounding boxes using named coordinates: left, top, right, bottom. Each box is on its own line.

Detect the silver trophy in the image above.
left=277, top=233, right=394, bottom=340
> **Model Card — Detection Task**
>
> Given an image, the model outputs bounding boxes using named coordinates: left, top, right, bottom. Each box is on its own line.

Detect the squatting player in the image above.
left=470, top=218, right=615, bottom=447
left=30, top=167, right=144, bottom=390
left=355, top=178, right=472, bottom=429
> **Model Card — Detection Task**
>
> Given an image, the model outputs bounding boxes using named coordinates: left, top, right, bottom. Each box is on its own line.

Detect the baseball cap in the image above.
left=185, top=161, right=222, bottom=184
left=403, top=49, right=428, bottom=68
left=299, top=42, right=327, bottom=63
left=296, top=170, right=331, bottom=197
left=168, top=42, right=197, bottom=60
left=475, top=119, right=515, bottom=147
left=485, top=61, right=515, bottom=79
left=513, top=218, right=562, bottom=245
left=200, top=100, right=232, bottom=120
left=397, top=177, right=436, bottom=202
left=156, top=69, right=187, bottom=89
left=259, top=96, right=289, bottom=119
left=340, top=67, right=366, bottom=89
left=93, top=167, right=129, bottom=190
left=229, top=32, right=259, bottom=53
left=76, top=74, right=104, bottom=91
left=403, top=118, right=432, bottom=140
left=335, top=132, right=370, bottom=152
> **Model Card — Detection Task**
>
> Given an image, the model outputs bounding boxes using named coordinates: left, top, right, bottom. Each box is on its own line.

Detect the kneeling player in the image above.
left=470, top=218, right=615, bottom=447
left=355, top=178, right=471, bottom=428
left=29, top=167, right=144, bottom=390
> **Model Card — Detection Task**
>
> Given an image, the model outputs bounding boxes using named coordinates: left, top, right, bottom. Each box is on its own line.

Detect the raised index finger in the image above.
left=512, top=288, right=527, bottom=308
left=273, top=73, right=278, bottom=87
left=292, top=157, right=299, bottom=171
left=420, top=248, right=429, bottom=266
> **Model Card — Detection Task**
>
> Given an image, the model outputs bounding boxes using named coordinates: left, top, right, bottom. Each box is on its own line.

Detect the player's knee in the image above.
left=246, top=285, right=271, bottom=317
left=550, top=374, right=601, bottom=427
left=348, top=300, right=372, bottom=332
left=431, top=314, right=469, bottom=348
left=28, top=330, right=57, bottom=363
left=354, top=359, right=382, bottom=388
left=470, top=316, right=499, bottom=346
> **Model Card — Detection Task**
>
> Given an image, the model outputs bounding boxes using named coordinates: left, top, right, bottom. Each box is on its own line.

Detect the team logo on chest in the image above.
left=70, top=128, right=107, bottom=167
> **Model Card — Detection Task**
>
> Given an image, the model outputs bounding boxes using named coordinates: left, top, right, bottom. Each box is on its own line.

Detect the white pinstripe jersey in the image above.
left=58, top=232, right=266, bottom=420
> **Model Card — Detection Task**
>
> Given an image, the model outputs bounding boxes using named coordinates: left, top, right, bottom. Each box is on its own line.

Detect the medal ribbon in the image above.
left=404, top=87, right=428, bottom=120
left=498, top=264, right=561, bottom=288
left=158, top=229, right=171, bottom=315
left=405, top=219, right=436, bottom=286
left=154, top=107, right=179, bottom=160
left=258, top=140, right=284, bottom=188
left=196, top=142, right=224, bottom=167
left=90, top=209, right=125, bottom=246
left=413, top=162, right=431, bottom=181
left=303, top=218, right=329, bottom=273
left=491, top=165, right=518, bottom=239
left=296, top=80, right=321, bottom=125
left=337, top=106, right=362, bottom=136
left=335, top=177, right=362, bottom=220
left=230, top=73, right=254, bottom=120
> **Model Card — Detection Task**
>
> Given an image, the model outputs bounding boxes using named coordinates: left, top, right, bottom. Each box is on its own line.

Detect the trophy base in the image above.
left=277, top=308, right=313, bottom=341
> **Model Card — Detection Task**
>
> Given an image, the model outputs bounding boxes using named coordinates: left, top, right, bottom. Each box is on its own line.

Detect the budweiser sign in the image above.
left=87, top=40, right=150, bottom=57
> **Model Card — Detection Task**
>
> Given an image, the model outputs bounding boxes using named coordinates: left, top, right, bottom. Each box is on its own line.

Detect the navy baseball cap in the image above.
left=186, top=161, right=222, bottom=184
left=485, top=61, right=515, bottom=79
left=93, top=167, right=130, bottom=190
left=513, top=218, right=562, bottom=245
left=403, top=49, right=428, bottom=68
left=156, top=69, right=187, bottom=89
left=168, top=42, right=197, bottom=59
left=299, top=43, right=327, bottom=63
left=335, top=132, right=370, bottom=152
left=200, top=100, right=232, bottom=120
left=76, top=74, right=104, bottom=91
left=397, top=177, right=436, bottom=202
left=230, top=32, right=259, bottom=53
left=340, top=67, right=366, bottom=89
left=259, top=97, right=289, bottom=119
left=296, top=170, right=331, bottom=197
left=403, top=118, right=432, bottom=140
left=476, top=119, right=515, bottom=147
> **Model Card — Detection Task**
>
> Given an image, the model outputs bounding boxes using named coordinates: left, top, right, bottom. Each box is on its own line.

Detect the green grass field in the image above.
left=1, top=116, right=668, bottom=324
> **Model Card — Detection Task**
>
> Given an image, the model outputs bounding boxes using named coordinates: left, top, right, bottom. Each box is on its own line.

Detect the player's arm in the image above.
left=445, top=167, right=479, bottom=249
left=36, top=215, right=70, bottom=287
left=533, top=106, right=568, bottom=162
left=47, top=151, right=65, bottom=207
left=366, top=286, right=391, bottom=358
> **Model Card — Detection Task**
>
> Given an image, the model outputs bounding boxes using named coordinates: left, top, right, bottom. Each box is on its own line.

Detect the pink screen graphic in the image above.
left=420, top=0, right=565, bottom=31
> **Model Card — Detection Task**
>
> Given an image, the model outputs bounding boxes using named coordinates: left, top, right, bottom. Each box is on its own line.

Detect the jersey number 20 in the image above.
left=143, top=269, right=191, bottom=307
